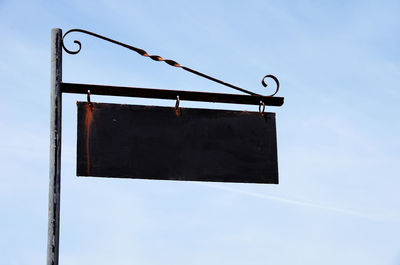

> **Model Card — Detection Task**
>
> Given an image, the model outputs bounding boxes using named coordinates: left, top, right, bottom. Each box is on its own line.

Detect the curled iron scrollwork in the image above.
left=261, top=75, right=280, bottom=97
left=62, top=29, right=280, bottom=97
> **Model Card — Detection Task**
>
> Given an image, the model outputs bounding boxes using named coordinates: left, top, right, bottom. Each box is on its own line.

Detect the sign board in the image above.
left=77, top=102, right=278, bottom=184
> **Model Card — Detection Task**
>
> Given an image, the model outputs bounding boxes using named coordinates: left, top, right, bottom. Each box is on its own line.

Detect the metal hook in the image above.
left=175, top=95, right=180, bottom=109
left=259, top=101, right=265, bottom=115
left=174, top=95, right=181, bottom=116
left=87, top=89, right=93, bottom=111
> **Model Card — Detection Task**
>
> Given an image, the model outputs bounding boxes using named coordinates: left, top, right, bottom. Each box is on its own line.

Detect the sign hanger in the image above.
left=61, top=28, right=284, bottom=107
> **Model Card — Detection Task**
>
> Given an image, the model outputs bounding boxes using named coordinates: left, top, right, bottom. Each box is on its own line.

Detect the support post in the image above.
left=47, top=28, right=62, bottom=265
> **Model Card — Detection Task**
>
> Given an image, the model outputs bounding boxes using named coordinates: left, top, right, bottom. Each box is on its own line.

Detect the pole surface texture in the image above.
left=47, top=28, right=62, bottom=265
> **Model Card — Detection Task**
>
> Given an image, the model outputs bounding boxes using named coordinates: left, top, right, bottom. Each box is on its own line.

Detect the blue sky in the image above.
left=1, top=0, right=400, bottom=264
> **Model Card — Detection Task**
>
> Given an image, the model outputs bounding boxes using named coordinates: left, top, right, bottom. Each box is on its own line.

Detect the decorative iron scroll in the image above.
left=62, top=29, right=280, bottom=97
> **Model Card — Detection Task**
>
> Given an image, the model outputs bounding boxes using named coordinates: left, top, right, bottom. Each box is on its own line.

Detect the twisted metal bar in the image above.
left=62, top=29, right=279, bottom=97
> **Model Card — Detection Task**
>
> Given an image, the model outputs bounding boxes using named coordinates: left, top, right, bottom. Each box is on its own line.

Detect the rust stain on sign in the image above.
left=83, top=103, right=94, bottom=174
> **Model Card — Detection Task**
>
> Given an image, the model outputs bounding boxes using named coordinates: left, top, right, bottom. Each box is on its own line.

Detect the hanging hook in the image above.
left=175, top=95, right=180, bottom=109
left=259, top=101, right=265, bottom=115
left=174, top=95, right=181, bottom=116
left=87, top=89, right=93, bottom=111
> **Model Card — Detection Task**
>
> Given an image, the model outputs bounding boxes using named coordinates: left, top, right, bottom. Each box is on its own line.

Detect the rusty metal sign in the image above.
left=48, top=28, right=285, bottom=265
left=77, top=102, right=279, bottom=184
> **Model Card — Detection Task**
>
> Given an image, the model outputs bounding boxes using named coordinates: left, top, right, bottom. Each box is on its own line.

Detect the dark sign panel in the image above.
left=77, top=102, right=278, bottom=184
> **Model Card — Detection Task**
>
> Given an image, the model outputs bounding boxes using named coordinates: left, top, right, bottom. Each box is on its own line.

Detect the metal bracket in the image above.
left=61, top=29, right=283, bottom=106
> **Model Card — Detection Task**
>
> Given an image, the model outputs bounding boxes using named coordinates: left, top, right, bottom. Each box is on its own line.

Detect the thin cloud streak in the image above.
left=198, top=182, right=400, bottom=223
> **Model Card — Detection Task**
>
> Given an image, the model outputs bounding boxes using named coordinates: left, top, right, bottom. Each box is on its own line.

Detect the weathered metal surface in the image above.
left=77, top=102, right=278, bottom=184
left=48, top=28, right=62, bottom=265
left=62, top=82, right=284, bottom=106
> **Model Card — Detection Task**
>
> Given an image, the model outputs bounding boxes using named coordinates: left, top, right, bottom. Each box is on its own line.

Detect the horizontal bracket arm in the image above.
left=61, top=82, right=284, bottom=106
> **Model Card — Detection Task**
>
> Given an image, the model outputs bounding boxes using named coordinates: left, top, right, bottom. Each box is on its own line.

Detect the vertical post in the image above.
left=47, top=28, right=62, bottom=265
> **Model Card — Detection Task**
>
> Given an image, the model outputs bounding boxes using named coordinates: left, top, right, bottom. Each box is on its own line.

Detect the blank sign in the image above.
left=77, top=102, right=278, bottom=184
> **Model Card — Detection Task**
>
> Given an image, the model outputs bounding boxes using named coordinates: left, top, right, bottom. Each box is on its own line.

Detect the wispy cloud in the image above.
left=198, top=182, right=400, bottom=223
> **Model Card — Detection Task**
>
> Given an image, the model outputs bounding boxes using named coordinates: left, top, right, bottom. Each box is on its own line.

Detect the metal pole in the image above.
left=47, top=28, right=62, bottom=265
